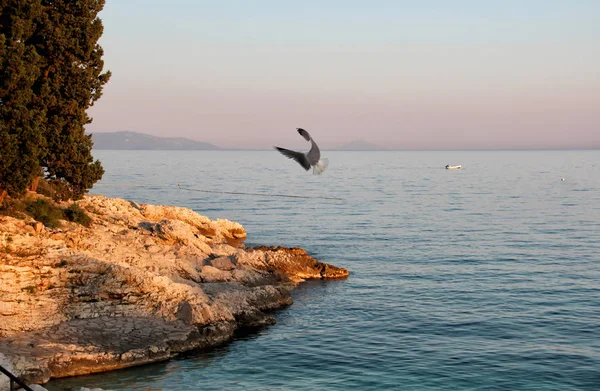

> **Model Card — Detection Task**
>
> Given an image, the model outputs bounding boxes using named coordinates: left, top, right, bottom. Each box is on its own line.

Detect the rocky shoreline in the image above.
left=0, top=195, right=348, bottom=386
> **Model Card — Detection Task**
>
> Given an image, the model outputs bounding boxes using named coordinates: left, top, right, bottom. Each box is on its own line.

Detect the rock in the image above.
left=152, top=219, right=212, bottom=253
left=206, top=255, right=237, bottom=270
left=0, top=195, right=349, bottom=385
left=32, top=221, right=44, bottom=234
left=29, top=386, right=48, bottom=391
left=248, top=246, right=350, bottom=283
left=146, top=244, right=161, bottom=253
left=176, top=301, right=194, bottom=323
left=0, top=353, right=16, bottom=391
left=198, top=265, right=231, bottom=282
left=143, top=237, right=154, bottom=246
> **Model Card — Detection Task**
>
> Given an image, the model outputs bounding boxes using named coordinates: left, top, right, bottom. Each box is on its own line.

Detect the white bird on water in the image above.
left=274, top=128, right=329, bottom=175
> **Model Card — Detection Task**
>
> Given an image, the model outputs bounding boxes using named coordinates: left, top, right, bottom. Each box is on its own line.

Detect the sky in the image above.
left=87, top=0, right=600, bottom=149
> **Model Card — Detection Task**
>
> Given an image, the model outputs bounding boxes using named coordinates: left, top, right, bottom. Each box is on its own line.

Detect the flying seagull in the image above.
left=274, top=128, right=329, bottom=175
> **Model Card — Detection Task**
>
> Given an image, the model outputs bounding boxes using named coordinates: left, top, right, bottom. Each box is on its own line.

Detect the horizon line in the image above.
left=92, top=147, right=600, bottom=152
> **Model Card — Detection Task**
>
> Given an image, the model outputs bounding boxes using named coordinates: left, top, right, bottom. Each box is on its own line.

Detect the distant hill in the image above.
left=332, top=139, right=385, bottom=151
left=91, top=131, right=220, bottom=150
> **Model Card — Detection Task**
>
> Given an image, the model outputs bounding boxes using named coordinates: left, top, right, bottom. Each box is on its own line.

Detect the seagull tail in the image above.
left=312, top=158, right=329, bottom=175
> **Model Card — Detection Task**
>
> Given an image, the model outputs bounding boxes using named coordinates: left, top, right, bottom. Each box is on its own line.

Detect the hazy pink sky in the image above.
left=87, top=1, right=600, bottom=149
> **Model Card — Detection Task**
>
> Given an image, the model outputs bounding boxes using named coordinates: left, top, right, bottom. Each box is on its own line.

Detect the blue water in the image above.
left=46, top=150, right=600, bottom=390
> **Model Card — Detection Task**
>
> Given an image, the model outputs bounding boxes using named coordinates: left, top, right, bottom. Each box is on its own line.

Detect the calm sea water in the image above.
left=46, top=150, right=600, bottom=391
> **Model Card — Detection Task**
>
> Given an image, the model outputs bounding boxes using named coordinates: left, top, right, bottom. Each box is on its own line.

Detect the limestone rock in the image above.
left=32, top=221, right=44, bottom=234
left=0, top=353, right=16, bottom=391
left=247, top=246, right=350, bottom=283
left=205, top=255, right=237, bottom=270
left=0, top=195, right=348, bottom=385
left=198, top=265, right=231, bottom=283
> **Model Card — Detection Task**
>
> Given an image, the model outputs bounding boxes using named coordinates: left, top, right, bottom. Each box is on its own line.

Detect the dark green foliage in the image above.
left=0, top=0, right=45, bottom=197
left=24, top=198, right=63, bottom=227
left=64, top=203, right=91, bottom=227
left=40, top=178, right=72, bottom=201
left=0, top=198, right=28, bottom=218
left=34, top=176, right=54, bottom=199
left=1, top=196, right=92, bottom=227
left=35, top=177, right=83, bottom=202
left=35, top=0, right=109, bottom=200
left=0, top=0, right=109, bottom=200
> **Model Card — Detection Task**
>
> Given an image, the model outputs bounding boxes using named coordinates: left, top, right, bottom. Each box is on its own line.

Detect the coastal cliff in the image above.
left=0, top=195, right=348, bottom=385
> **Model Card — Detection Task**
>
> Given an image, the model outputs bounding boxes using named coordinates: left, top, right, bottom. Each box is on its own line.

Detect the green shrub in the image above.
left=2, top=197, right=92, bottom=228
left=37, top=178, right=86, bottom=203
left=36, top=179, right=73, bottom=202
left=24, top=199, right=64, bottom=228
left=64, top=204, right=92, bottom=227
left=1, top=0, right=109, bottom=201
left=0, top=199, right=28, bottom=219
left=35, top=178, right=55, bottom=199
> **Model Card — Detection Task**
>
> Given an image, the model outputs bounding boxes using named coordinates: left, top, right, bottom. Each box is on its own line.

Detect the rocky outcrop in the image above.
left=0, top=195, right=348, bottom=386
left=249, top=246, right=350, bottom=282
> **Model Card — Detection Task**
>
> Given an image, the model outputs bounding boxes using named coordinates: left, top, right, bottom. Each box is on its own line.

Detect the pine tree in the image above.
left=0, top=0, right=110, bottom=201
left=33, top=0, right=110, bottom=199
left=0, top=0, right=45, bottom=198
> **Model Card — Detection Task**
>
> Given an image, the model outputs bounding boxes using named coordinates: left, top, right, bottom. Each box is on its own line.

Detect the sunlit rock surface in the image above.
left=0, top=195, right=348, bottom=385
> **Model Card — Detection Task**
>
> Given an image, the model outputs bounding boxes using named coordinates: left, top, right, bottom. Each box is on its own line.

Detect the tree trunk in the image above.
left=29, top=177, right=41, bottom=192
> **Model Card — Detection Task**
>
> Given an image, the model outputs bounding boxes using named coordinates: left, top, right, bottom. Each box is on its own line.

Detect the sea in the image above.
left=46, top=150, right=600, bottom=391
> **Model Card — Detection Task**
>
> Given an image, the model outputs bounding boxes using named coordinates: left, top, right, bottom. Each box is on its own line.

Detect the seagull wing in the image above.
left=296, top=128, right=321, bottom=165
left=305, top=138, right=321, bottom=166
left=297, top=128, right=311, bottom=142
left=274, top=147, right=311, bottom=171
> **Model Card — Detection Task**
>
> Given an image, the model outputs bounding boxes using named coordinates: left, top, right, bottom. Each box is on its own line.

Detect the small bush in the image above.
left=24, top=199, right=64, bottom=228
left=36, top=178, right=72, bottom=202
left=35, top=178, right=55, bottom=199
left=0, top=199, right=28, bottom=219
left=64, top=204, right=92, bottom=227
left=1, top=196, right=92, bottom=228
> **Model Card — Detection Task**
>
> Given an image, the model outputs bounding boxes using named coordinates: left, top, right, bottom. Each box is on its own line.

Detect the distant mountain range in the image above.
left=91, top=131, right=386, bottom=151
left=91, top=131, right=220, bottom=150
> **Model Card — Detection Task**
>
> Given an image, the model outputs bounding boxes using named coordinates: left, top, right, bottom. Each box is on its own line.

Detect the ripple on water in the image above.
left=46, top=150, right=600, bottom=391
